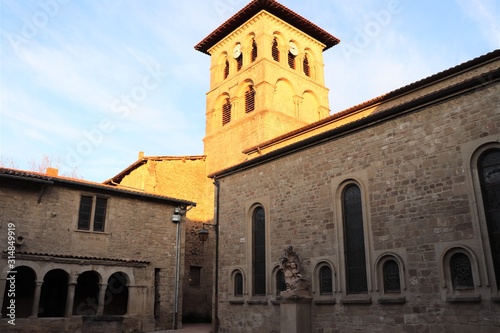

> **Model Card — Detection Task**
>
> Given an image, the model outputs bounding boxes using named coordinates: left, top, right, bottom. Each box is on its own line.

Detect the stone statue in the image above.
left=279, top=246, right=308, bottom=293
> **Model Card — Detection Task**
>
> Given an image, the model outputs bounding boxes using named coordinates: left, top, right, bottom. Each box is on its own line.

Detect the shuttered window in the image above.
left=224, top=59, right=229, bottom=79
left=251, top=39, right=257, bottom=62
left=303, top=55, right=310, bottom=77
left=245, top=86, right=255, bottom=113
left=288, top=52, right=296, bottom=69
left=272, top=38, right=279, bottom=62
left=236, top=54, right=243, bottom=71
left=222, top=99, right=231, bottom=125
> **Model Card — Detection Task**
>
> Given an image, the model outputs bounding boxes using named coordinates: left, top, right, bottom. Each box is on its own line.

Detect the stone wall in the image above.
left=215, top=70, right=500, bottom=332
left=116, top=157, right=215, bottom=323
left=0, top=178, right=184, bottom=332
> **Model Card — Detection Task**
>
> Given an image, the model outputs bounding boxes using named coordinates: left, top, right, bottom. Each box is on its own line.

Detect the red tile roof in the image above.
left=195, top=0, right=340, bottom=55
left=0, top=167, right=196, bottom=206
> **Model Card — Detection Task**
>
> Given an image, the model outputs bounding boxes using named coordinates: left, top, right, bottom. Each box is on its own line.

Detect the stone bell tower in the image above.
left=195, top=0, right=339, bottom=175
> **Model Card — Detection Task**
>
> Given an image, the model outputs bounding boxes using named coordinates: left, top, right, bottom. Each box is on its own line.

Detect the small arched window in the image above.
left=251, top=39, right=258, bottom=62
left=222, top=99, right=231, bottom=125
left=319, top=266, right=333, bottom=295
left=450, top=253, right=474, bottom=290
left=383, top=260, right=401, bottom=293
left=288, top=52, right=296, bottom=69
left=245, top=86, right=255, bottom=113
left=303, top=55, right=310, bottom=77
left=224, top=59, right=229, bottom=79
left=272, top=38, right=279, bottom=62
left=234, top=272, right=243, bottom=297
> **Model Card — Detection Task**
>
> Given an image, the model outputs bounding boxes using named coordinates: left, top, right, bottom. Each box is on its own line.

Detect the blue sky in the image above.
left=1, top=0, right=499, bottom=182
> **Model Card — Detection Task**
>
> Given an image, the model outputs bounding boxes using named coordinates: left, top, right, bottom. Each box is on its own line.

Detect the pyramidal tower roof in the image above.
left=194, top=0, right=340, bottom=55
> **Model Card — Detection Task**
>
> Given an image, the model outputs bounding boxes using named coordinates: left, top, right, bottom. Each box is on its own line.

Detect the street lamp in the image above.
left=198, top=223, right=216, bottom=242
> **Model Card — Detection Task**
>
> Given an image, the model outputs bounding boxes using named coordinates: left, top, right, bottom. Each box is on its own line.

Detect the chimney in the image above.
left=46, top=167, right=58, bottom=176
left=138, top=151, right=144, bottom=159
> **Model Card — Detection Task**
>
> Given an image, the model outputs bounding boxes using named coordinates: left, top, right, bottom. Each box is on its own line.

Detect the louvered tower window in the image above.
left=251, top=39, right=257, bottom=62
left=303, top=55, right=310, bottom=77
left=222, top=99, right=231, bottom=125
left=272, top=38, right=279, bottom=62
left=288, top=51, right=296, bottom=69
left=236, top=54, right=243, bottom=71
left=245, top=86, right=255, bottom=113
left=223, top=59, right=229, bottom=79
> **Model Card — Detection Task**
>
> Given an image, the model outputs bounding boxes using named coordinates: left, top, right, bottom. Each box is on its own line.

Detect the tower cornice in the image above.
left=194, top=0, right=339, bottom=55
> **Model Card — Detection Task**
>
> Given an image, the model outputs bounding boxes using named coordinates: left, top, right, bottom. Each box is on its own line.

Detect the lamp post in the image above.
left=197, top=179, right=220, bottom=333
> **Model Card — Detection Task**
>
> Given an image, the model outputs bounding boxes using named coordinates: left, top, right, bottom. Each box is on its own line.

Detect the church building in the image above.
left=5, top=0, right=496, bottom=332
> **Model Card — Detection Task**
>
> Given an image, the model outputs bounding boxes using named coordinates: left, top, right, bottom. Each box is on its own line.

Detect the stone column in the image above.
left=277, top=292, right=313, bottom=333
left=97, top=283, right=108, bottom=315
left=30, top=280, right=43, bottom=317
left=65, top=282, right=77, bottom=317
left=127, top=285, right=136, bottom=315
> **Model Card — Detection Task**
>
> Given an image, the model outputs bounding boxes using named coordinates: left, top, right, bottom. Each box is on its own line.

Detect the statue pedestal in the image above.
left=276, top=291, right=312, bottom=333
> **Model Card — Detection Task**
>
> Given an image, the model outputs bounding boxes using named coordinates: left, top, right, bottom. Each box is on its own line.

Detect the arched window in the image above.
left=288, top=52, right=296, bottom=69
left=342, top=184, right=368, bottom=293
left=104, top=272, right=129, bottom=315
left=252, top=206, right=266, bottom=296
left=245, top=86, right=255, bottom=113
left=450, top=253, right=474, bottom=290
left=251, top=39, right=257, bottom=62
left=272, top=38, right=279, bottom=62
left=478, top=148, right=500, bottom=287
left=222, top=98, right=231, bottom=125
left=236, top=54, right=243, bottom=71
left=383, top=260, right=401, bottom=293
left=39, top=269, right=68, bottom=317
left=234, top=272, right=243, bottom=297
left=303, top=55, right=310, bottom=77
left=319, top=266, right=333, bottom=295
left=224, top=59, right=229, bottom=79
left=276, top=270, right=286, bottom=296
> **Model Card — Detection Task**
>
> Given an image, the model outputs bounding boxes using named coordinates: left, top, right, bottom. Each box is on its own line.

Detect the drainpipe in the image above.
left=213, top=179, right=220, bottom=333
left=172, top=205, right=194, bottom=330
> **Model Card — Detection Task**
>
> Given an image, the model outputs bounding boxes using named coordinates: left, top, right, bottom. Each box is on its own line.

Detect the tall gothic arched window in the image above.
left=478, top=148, right=500, bottom=287
left=252, top=206, right=266, bottom=295
left=342, top=184, right=368, bottom=293
left=236, top=54, right=243, bottom=71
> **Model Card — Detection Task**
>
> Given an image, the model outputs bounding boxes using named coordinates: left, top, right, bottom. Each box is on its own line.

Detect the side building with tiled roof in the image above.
left=0, top=167, right=195, bottom=332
